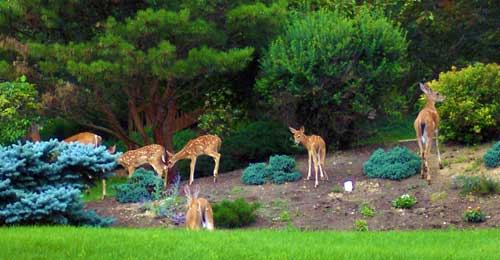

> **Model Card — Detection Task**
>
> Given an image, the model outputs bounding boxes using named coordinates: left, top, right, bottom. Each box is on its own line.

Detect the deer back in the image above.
left=63, top=132, right=102, bottom=147
left=118, top=144, right=165, bottom=168
left=183, top=135, right=221, bottom=156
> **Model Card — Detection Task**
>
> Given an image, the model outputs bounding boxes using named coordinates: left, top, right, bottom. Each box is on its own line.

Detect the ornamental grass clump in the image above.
left=363, top=146, right=421, bottom=180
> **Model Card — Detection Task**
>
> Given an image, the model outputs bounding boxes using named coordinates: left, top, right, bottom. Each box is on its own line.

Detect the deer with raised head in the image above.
left=414, top=82, right=445, bottom=184
left=166, top=134, right=221, bottom=185
left=289, top=126, right=328, bottom=188
left=63, top=132, right=116, bottom=199
left=117, top=144, right=168, bottom=186
left=184, top=184, right=214, bottom=231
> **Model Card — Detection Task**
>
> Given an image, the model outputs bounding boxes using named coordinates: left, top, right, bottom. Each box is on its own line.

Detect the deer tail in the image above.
left=420, top=123, right=427, bottom=144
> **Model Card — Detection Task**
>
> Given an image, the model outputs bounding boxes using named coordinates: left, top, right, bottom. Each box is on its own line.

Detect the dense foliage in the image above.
left=212, top=198, right=259, bottom=228
left=0, top=76, right=40, bottom=144
left=257, top=8, right=408, bottom=147
left=114, top=169, right=164, bottom=203
left=363, top=146, right=421, bottom=180
left=241, top=155, right=301, bottom=185
left=484, top=142, right=500, bottom=169
left=428, top=63, right=500, bottom=144
left=0, top=140, right=117, bottom=226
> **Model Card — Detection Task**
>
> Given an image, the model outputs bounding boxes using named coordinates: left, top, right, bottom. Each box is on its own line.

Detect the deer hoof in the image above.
left=439, top=163, right=444, bottom=170
left=213, top=177, right=217, bottom=183
left=314, top=183, right=319, bottom=188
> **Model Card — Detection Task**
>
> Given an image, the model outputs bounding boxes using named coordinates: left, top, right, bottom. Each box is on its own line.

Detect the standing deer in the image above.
left=166, top=135, right=221, bottom=185
left=63, top=132, right=116, bottom=199
left=414, top=82, right=445, bottom=184
left=289, top=126, right=328, bottom=188
left=184, top=184, right=214, bottom=231
left=117, top=144, right=168, bottom=186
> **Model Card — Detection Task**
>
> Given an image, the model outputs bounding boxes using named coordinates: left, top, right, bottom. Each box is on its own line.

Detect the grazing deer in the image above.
left=414, top=82, right=445, bottom=184
left=184, top=184, right=214, bottom=231
left=289, top=126, right=328, bottom=188
left=166, top=135, right=221, bottom=185
left=63, top=132, right=116, bottom=199
left=117, top=144, right=168, bottom=186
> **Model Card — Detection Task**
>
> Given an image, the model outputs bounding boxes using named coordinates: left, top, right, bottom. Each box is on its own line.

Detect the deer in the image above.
left=117, top=144, right=168, bottom=186
left=414, top=82, right=445, bottom=184
left=184, top=184, right=214, bottom=231
left=166, top=134, right=221, bottom=185
left=289, top=126, right=328, bottom=188
left=63, top=132, right=116, bottom=199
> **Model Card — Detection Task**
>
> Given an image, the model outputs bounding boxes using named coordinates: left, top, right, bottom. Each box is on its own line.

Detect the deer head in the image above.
left=420, top=83, right=445, bottom=103
left=289, top=126, right=306, bottom=144
left=166, top=150, right=177, bottom=169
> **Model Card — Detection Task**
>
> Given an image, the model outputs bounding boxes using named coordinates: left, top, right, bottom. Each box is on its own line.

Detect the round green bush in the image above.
left=363, top=146, right=421, bottom=180
left=114, top=169, right=164, bottom=203
left=270, top=170, right=302, bottom=184
left=429, top=63, right=500, bottom=144
left=241, top=163, right=270, bottom=185
left=484, top=141, right=500, bottom=169
left=256, top=8, right=408, bottom=147
left=212, top=198, right=260, bottom=228
left=268, top=155, right=296, bottom=172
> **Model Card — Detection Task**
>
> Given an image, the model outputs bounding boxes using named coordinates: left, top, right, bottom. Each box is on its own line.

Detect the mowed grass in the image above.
left=358, top=117, right=415, bottom=146
left=83, top=176, right=128, bottom=202
left=1, top=227, right=498, bottom=259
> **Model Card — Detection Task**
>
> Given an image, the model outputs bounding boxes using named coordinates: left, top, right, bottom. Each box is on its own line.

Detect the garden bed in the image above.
left=86, top=142, right=500, bottom=230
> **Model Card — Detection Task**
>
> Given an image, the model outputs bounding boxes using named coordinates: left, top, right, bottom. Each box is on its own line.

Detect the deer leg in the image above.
left=307, top=151, right=312, bottom=180
left=189, top=157, right=197, bottom=185
left=211, top=152, right=221, bottom=183
left=101, top=179, right=107, bottom=200
left=318, top=152, right=325, bottom=180
left=127, top=166, right=135, bottom=178
left=435, top=129, right=443, bottom=169
left=312, top=152, right=319, bottom=188
left=424, top=138, right=432, bottom=185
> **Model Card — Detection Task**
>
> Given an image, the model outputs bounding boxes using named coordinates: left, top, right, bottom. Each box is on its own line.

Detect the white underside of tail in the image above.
left=422, top=129, right=427, bottom=144
left=203, top=220, right=214, bottom=230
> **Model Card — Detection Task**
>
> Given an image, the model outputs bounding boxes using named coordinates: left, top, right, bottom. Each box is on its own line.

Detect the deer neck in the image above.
left=300, top=135, right=313, bottom=149
left=172, top=148, right=190, bottom=162
left=424, top=98, right=437, bottom=112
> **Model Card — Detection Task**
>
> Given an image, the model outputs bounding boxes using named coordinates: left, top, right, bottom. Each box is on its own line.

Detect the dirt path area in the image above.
left=87, top=142, right=499, bottom=230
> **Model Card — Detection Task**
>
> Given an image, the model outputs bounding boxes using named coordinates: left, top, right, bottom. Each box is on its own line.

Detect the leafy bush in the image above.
left=429, top=63, right=500, bottom=144
left=452, top=176, right=500, bottom=196
left=151, top=175, right=184, bottom=219
left=484, top=141, right=500, bottom=169
left=241, top=155, right=301, bottom=185
left=241, top=163, right=270, bottom=185
left=363, top=146, right=421, bottom=180
left=392, top=194, right=417, bottom=209
left=212, top=198, right=260, bottom=228
left=0, top=140, right=117, bottom=226
left=359, top=203, right=375, bottom=218
left=256, top=8, right=408, bottom=147
left=354, top=219, right=369, bottom=232
left=114, top=169, right=164, bottom=203
left=463, top=207, right=486, bottom=223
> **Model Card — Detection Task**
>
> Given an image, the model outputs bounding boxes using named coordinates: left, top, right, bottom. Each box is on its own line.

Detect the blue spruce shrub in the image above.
left=241, top=163, right=270, bottom=185
left=242, top=155, right=301, bottom=185
left=484, top=141, right=500, bottom=169
left=114, top=169, right=164, bottom=203
left=0, top=140, right=118, bottom=226
left=268, top=155, right=296, bottom=172
left=363, top=146, right=421, bottom=180
left=270, top=170, right=302, bottom=184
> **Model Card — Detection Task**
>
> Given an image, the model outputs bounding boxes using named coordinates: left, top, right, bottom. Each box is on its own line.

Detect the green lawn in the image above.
left=83, top=176, right=128, bottom=202
left=357, top=117, right=415, bottom=146
left=1, top=227, right=498, bottom=259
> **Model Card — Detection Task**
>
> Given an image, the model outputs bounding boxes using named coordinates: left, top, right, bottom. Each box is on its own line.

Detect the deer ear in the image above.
left=299, top=126, right=305, bottom=132
left=108, top=145, right=116, bottom=154
left=289, top=127, right=297, bottom=133
left=192, top=184, right=200, bottom=199
left=184, top=185, right=191, bottom=199
left=419, top=83, right=430, bottom=94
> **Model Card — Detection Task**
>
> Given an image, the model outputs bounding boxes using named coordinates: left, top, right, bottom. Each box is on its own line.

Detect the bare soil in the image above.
left=87, top=141, right=499, bottom=230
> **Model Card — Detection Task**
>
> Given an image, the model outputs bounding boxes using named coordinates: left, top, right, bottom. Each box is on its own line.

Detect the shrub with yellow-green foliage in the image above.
left=429, top=63, right=500, bottom=144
